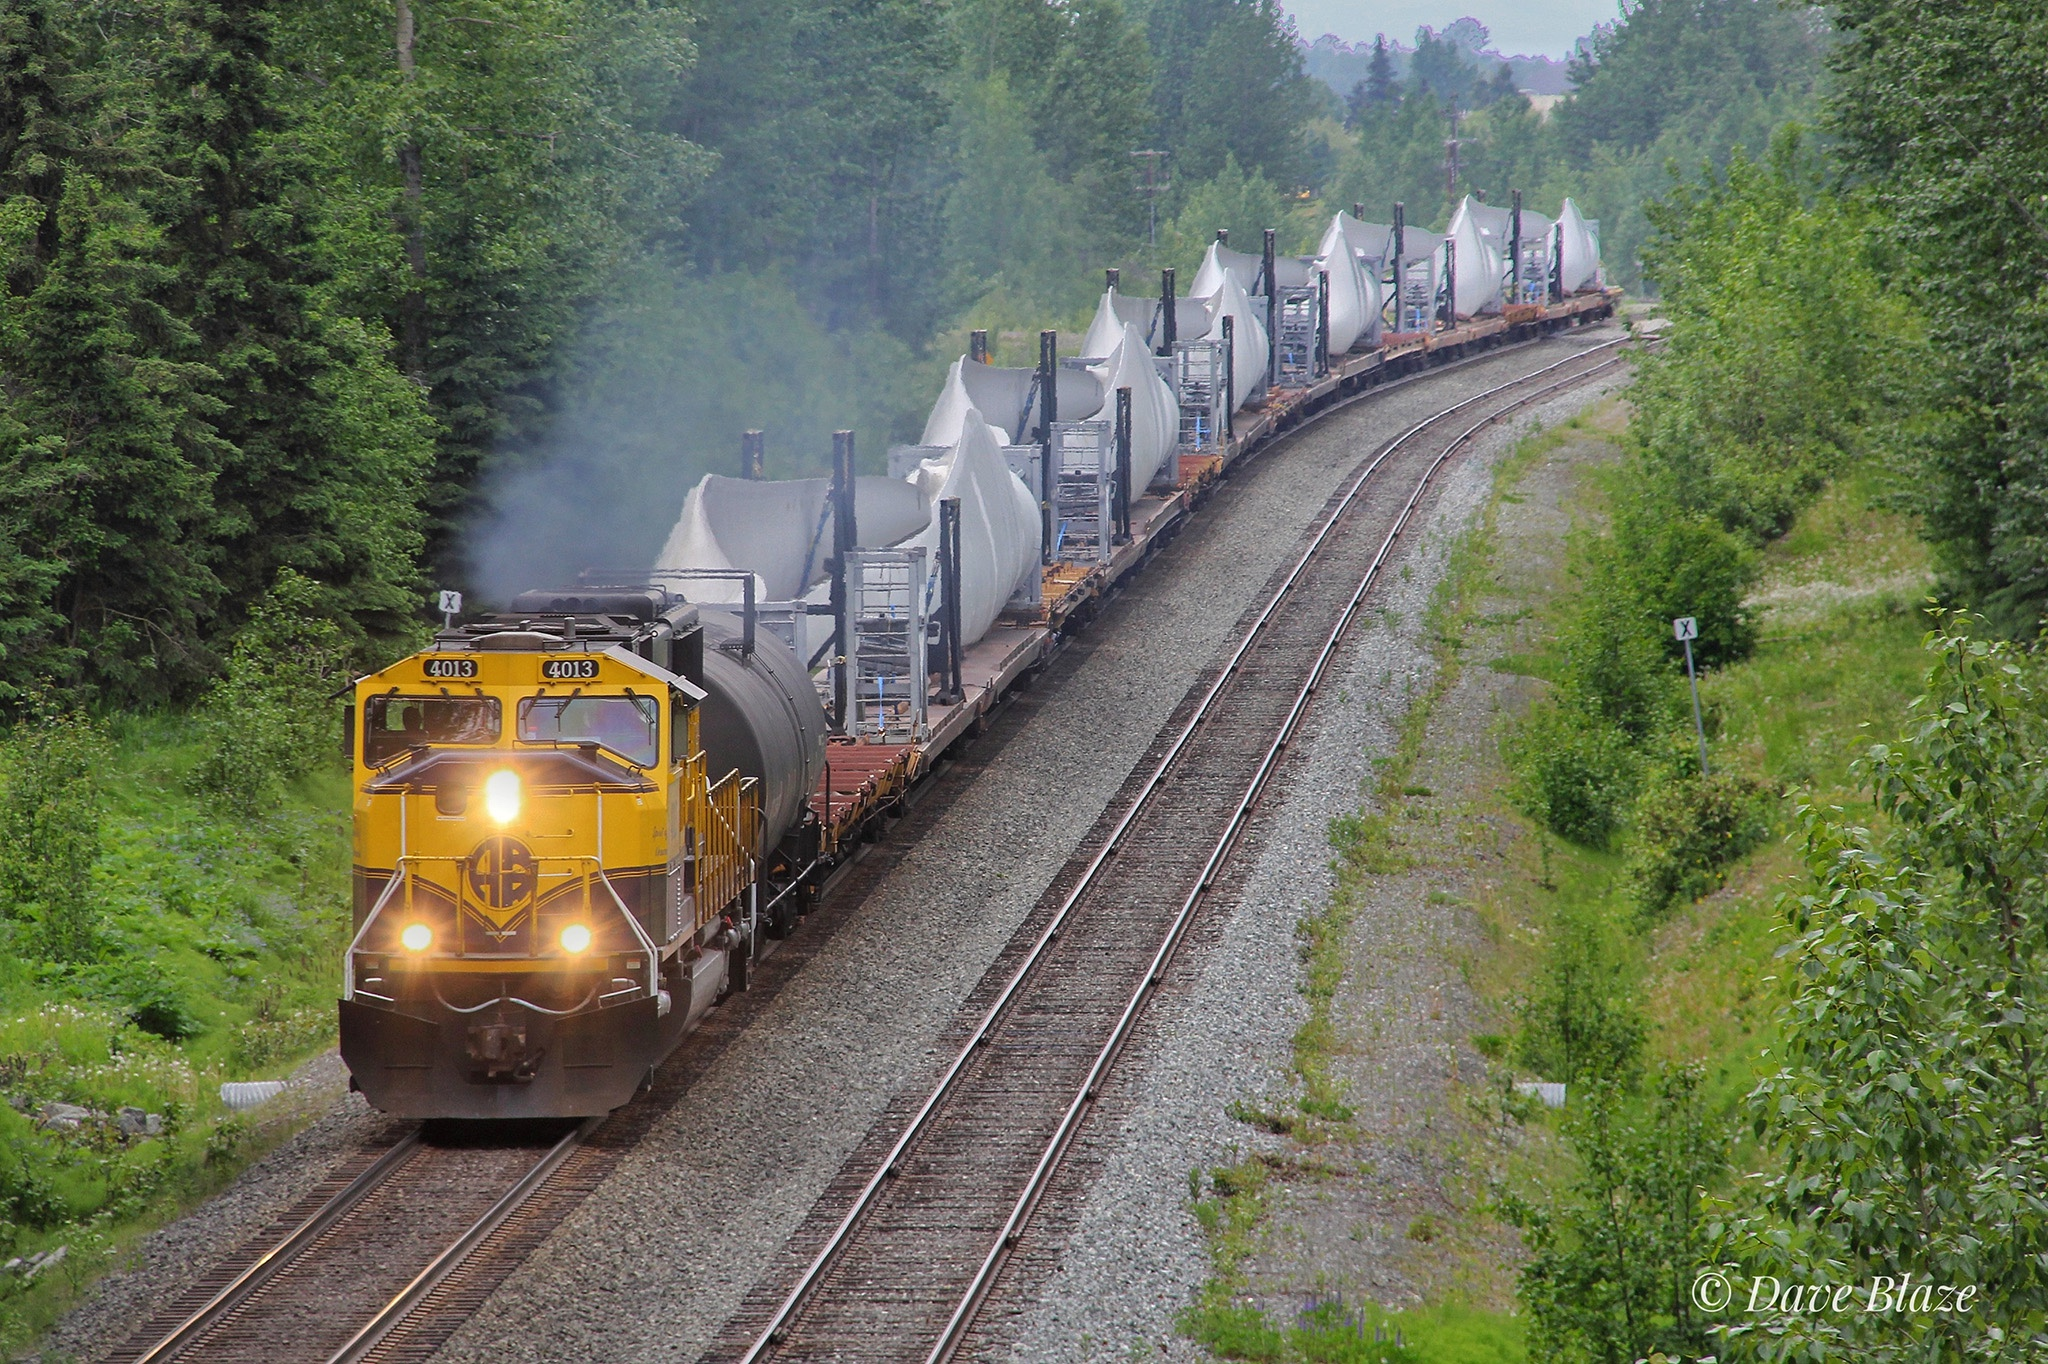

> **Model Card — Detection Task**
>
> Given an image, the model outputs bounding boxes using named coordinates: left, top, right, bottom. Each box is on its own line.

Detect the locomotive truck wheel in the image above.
left=730, top=943, right=750, bottom=993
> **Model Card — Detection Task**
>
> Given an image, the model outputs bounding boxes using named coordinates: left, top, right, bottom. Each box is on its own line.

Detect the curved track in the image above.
left=734, top=336, right=1635, bottom=1364
left=81, top=330, right=1629, bottom=1364
left=105, top=1120, right=592, bottom=1364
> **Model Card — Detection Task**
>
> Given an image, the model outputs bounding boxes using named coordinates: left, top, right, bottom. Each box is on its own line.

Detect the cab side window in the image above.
left=670, top=694, right=689, bottom=764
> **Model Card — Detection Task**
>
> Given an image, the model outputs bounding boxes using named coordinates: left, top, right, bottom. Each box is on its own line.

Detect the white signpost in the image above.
left=1673, top=616, right=1707, bottom=777
left=438, top=589, right=463, bottom=630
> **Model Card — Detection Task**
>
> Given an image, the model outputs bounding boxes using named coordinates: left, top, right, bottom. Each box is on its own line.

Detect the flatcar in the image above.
left=339, top=588, right=825, bottom=1119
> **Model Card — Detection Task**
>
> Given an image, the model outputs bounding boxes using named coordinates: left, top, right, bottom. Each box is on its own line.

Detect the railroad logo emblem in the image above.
left=465, top=836, right=537, bottom=912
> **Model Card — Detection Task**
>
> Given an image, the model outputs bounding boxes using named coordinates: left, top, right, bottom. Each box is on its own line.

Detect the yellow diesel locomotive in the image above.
left=340, top=587, right=827, bottom=1118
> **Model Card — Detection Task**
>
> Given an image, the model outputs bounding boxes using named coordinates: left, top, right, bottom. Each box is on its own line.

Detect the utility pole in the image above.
left=1131, top=149, right=1170, bottom=250
left=1443, top=108, right=1462, bottom=203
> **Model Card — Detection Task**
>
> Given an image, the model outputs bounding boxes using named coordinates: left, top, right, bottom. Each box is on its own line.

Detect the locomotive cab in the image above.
left=340, top=597, right=764, bottom=1118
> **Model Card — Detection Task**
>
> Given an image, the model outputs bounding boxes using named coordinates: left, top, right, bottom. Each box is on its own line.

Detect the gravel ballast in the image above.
left=985, top=361, right=1635, bottom=1362
left=422, top=331, right=1628, bottom=1364
left=45, top=327, right=1626, bottom=1364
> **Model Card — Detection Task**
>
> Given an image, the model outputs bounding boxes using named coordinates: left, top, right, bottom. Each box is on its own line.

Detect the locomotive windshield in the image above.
left=363, top=696, right=502, bottom=765
left=517, top=695, right=660, bottom=768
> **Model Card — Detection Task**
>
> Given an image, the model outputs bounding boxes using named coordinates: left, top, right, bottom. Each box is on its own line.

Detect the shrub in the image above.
left=0, top=709, right=111, bottom=961
left=1493, top=1065, right=1724, bottom=1364
left=118, top=968, right=204, bottom=1043
left=192, top=570, right=351, bottom=813
left=1503, top=701, right=1642, bottom=849
left=1515, top=905, right=1646, bottom=1089
left=231, top=1002, right=333, bottom=1072
left=0, top=1128, right=66, bottom=1232
left=1623, top=768, right=1772, bottom=921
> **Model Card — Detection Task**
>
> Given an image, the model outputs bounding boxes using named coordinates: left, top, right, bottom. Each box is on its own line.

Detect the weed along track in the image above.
left=721, top=339, right=1636, bottom=1364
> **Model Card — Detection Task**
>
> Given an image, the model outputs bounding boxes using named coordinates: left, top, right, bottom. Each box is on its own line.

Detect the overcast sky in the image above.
left=1284, top=0, right=1621, bottom=58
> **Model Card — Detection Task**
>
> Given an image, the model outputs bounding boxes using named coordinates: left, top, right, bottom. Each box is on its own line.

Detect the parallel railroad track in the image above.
left=730, top=333, right=1637, bottom=1364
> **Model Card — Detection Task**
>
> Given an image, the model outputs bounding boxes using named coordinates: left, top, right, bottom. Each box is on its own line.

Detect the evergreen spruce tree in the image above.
left=150, top=0, right=431, bottom=642
left=1345, top=33, right=1399, bottom=128
left=0, top=0, right=225, bottom=700
left=1144, top=0, right=1316, bottom=183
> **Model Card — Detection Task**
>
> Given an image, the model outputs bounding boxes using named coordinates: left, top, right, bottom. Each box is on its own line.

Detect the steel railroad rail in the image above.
left=739, top=334, right=1636, bottom=1364
left=108, top=1119, right=595, bottom=1364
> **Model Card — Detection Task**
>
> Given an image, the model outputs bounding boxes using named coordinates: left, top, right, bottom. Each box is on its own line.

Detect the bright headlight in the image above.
left=400, top=923, right=432, bottom=952
left=484, top=769, right=521, bottom=824
left=559, top=923, right=593, bottom=954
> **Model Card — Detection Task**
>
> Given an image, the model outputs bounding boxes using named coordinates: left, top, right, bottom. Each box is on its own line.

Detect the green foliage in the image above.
left=1554, top=0, right=1824, bottom=167
left=1826, top=2, right=2048, bottom=636
left=154, top=0, right=437, bottom=643
left=1553, top=0, right=1827, bottom=286
left=1503, top=699, right=1642, bottom=849
left=1334, top=89, right=1464, bottom=230
left=1514, top=904, right=1646, bottom=1088
left=0, top=706, right=353, bottom=1324
left=1495, top=1066, right=1724, bottom=1364
left=0, top=709, right=111, bottom=961
left=940, top=75, right=1099, bottom=313
left=1159, top=154, right=1319, bottom=280
left=109, top=963, right=205, bottom=1043
left=1712, top=618, right=2048, bottom=1361
left=0, top=0, right=227, bottom=702
left=1143, top=0, right=1317, bottom=186
left=1508, top=478, right=1755, bottom=851
left=191, top=569, right=348, bottom=812
left=658, top=0, right=952, bottom=336
left=1622, top=768, right=1771, bottom=922
left=1329, top=0, right=1823, bottom=276
left=0, top=0, right=438, bottom=703
left=0, top=1133, right=65, bottom=1233
left=952, top=0, right=1152, bottom=239
left=1635, top=136, right=1921, bottom=542
left=1573, top=487, right=1758, bottom=678
left=276, top=0, right=706, bottom=569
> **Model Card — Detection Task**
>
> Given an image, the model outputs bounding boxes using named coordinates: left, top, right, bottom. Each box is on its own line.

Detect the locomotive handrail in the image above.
left=697, top=770, right=761, bottom=930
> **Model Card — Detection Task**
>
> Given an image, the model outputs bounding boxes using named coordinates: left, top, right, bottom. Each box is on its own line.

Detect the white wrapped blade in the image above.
left=1337, top=213, right=1395, bottom=272
left=923, top=360, right=1024, bottom=450
left=653, top=473, right=931, bottom=602
left=1200, top=266, right=1269, bottom=402
left=1191, top=239, right=1311, bottom=300
left=1316, top=215, right=1373, bottom=353
left=1557, top=198, right=1602, bottom=293
left=1088, top=322, right=1180, bottom=493
left=924, top=356, right=1105, bottom=443
left=1446, top=200, right=1507, bottom=318
left=1191, top=240, right=1250, bottom=298
left=1082, top=289, right=1126, bottom=361
left=904, top=412, right=1041, bottom=648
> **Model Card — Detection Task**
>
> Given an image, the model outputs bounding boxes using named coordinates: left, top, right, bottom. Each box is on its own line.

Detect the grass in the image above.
left=0, top=710, right=349, bottom=1351
left=1181, top=403, right=1942, bottom=1362
left=1182, top=408, right=1604, bottom=1363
